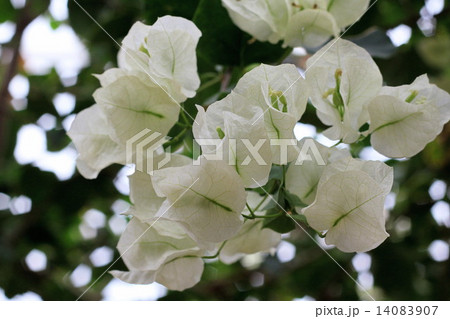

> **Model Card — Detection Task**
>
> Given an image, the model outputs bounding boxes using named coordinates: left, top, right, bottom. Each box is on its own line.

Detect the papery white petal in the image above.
left=150, top=157, right=247, bottom=243
left=320, top=157, right=393, bottom=196
left=222, top=109, right=272, bottom=188
left=156, top=256, right=204, bottom=291
left=286, top=138, right=349, bottom=205
left=110, top=269, right=157, bottom=285
left=328, top=0, right=370, bottom=29
left=221, top=0, right=292, bottom=44
left=111, top=255, right=204, bottom=291
left=220, top=220, right=281, bottom=264
left=284, top=9, right=339, bottom=48
left=303, top=170, right=389, bottom=252
left=93, top=75, right=180, bottom=145
left=145, top=16, right=201, bottom=99
left=118, top=21, right=151, bottom=71
left=117, top=218, right=201, bottom=271
left=128, top=154, right=192, bottom=221
left=368, top=95, right=442, bottom=158
left=67, top=104, right=125, bottom=179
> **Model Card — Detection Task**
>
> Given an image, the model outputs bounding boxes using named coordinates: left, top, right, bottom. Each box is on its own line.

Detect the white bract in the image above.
left=127, top=154, right=192, bottom=221
left=193, top=94, right=272, bottom=188
left=285, top=138, right=350, bottom=205
left=222, top=0, right=369, bottom=48
left=303, top=162, right=392, bottom=252
left=233, top=63, right=309, bottom=164
left=221, top=0, right=292, bottom=45
left=147, top=156, right=247, bottom=244
left=319, top=157, right=394, bottom=196
left=67, top=104, right=125, bottom=179
left=306, top=39, right=382, bottom=143
left=327, top=0, right=370, bottom=29
left=368, top=75, right=450, bottom=158
left=110, top=218, right=205, bottom=291
left=220, top=219, right=281, bottom=264
left=93, top=74, right=180, bottom=146
left=284, top=8, right=339, bottom=48
left=118, top=16, right=202, bottom=102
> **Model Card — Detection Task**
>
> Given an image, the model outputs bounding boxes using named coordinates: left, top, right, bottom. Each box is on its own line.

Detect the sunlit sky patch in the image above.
left=20, top=16, right=89, bottom=79
left=14, top=124, right=76, bottom=180
left=387, top=24, right=412, bottom=47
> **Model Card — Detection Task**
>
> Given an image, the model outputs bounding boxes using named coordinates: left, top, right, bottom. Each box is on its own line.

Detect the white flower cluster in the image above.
left=307, top=39, right=450, bottom=154
left=68, top=10, right=450, bottom=291
left=68, top=16, right=201, bottom=179
left=222, top=0, right=370, bottom=48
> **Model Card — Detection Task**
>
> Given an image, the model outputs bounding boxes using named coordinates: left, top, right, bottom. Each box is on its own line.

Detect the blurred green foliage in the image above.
left=0, top=0, right=449, bottom=300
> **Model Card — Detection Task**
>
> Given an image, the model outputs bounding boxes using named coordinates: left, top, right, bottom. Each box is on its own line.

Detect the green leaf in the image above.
left=283, top=190, right=307, bottom=210
left=241, top=36, right=292, bottom=65
left=268, top=165, right=283, bottom=181
left=263, top=214, right=295, bottom=234
left=144, top=0, right=200, bottom=24
left=0, top=0, right=16, bottom=23
left=290, top=213, right=308, bottom=225
left=358, top=122, right=370, bottom=133
left=49, top=18, right=62, bottom=30
left=193, top=0, right=242, bottom=66
left=193, top=0, right=291, bottom=67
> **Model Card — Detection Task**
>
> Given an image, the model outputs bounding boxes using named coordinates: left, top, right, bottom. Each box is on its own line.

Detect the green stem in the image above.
left=163, top=127, right=187, bottom=149
left=331, top=139, right=342, bottom=147
left=327, top=0, right=335, bottom=11
left=253, top=194, right=269, bottom=212
left=180, top=109, right=192, bottom=127
left=242, top=212, right=283, bottom=219
left=246, top=203, right=256, bottom=218
left=197, top=75, right=222, bottom=94
left=316, top=230, right=327, bottom=238
left=202, top=241, right=227, bottom=259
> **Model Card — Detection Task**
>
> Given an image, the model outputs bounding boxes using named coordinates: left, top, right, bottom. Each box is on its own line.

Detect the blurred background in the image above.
left=0, top=0, right=449, bottom=301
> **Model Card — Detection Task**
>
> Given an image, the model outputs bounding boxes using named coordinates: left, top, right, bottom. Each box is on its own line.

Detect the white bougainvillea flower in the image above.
left=320, top=156, right=394, bottom=196
left=368, top=75, right=450, bottom=158
left=118, top=16, right=201, bottom=102
left=67, top=104, right=125, bottom=179
left=93, top=74, right=180, bottom=146
left=111, top=257, right=204, bottom=291
left=303, top=170, right=390, bottom=252
left=284, top=9, right=339, bottom=48
left=145, top=16, right=201, bottom=99
left=193, top=94, right=272, bottom=188
left=306, top=39, right=382, bottom=143
left=147, top=156, right=247, bottom=244
left=221, top=0, right=292, bottom=44
left=233, top=63, right=309, bottom=164
left=127, top=154, right=192, bottom=221
left=220, top=219, right=281, bottom=264
left=117, top=21, right=151, bottom=71
left=327, top=0, right=370, bottom=29
left=110, top=218, right=205, bottom=291
left=285, top=138, right=350, bottom=205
